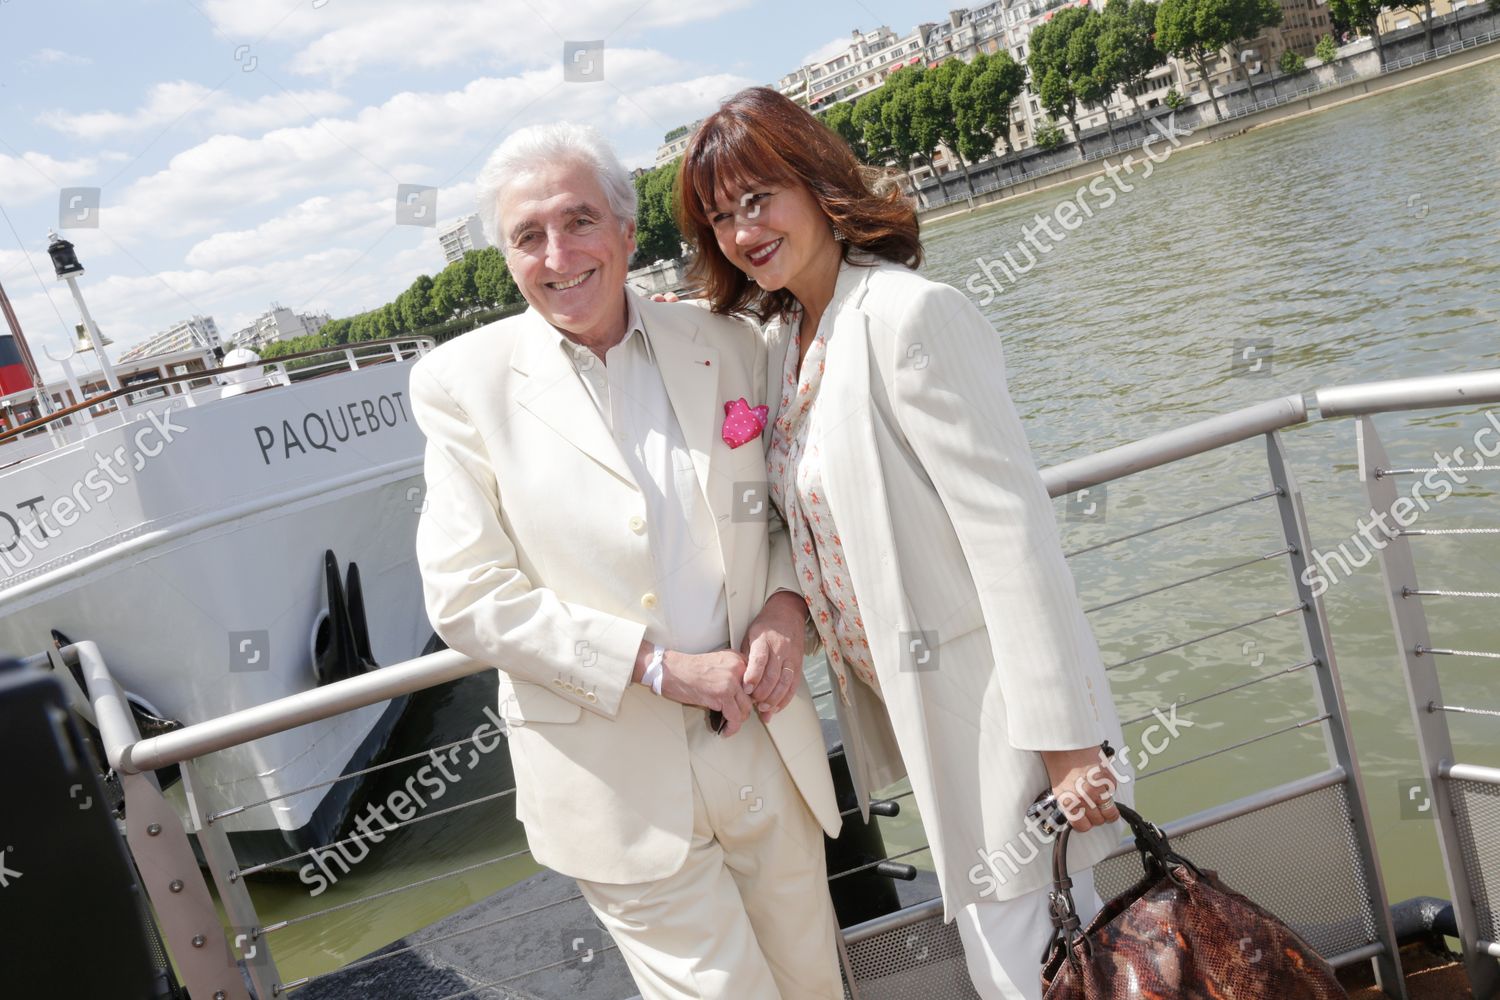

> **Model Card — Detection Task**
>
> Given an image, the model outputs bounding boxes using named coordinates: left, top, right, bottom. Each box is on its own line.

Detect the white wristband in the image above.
left=642, top=644, right=666, bottom=696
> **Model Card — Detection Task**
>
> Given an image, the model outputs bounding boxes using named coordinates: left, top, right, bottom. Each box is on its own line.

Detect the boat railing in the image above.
left=63, top=368, right=1500, bottom=1000
left=0, top=336, right=433, bottom=452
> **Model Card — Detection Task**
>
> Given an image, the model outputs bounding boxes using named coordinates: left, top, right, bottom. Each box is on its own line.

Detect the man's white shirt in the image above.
left=553, top=292, right=730, bottom=656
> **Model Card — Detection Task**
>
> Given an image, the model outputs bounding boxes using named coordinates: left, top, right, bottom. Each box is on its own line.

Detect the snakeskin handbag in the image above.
left=1041, top=803, right=1348, bottom=999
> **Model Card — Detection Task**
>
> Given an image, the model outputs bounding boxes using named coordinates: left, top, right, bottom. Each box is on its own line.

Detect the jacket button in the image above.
left=585, top=691, right=598, bottom=703
left=551, top=678, right=564, bottom=687
left=629, top=516, right=646, bottom=533
left=641, top=592, right=659, bottom=610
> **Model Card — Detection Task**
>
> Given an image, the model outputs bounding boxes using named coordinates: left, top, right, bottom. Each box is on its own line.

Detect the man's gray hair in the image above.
left=475, top=123, right=637, bottom=248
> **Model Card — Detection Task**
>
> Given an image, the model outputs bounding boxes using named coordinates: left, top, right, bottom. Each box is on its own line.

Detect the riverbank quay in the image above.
left=919, top=18, right=1500, bottom=225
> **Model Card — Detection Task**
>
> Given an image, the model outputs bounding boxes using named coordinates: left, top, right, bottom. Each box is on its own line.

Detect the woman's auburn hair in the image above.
left=675, top=86, right=923, bottom=322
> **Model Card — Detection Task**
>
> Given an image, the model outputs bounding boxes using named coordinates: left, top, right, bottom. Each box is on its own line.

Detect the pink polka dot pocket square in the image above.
left=722, top=397, right=770, bottom=449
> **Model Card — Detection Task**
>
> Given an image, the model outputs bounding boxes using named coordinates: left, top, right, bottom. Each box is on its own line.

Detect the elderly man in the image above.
left=409, top=122, right=844, bottom=1000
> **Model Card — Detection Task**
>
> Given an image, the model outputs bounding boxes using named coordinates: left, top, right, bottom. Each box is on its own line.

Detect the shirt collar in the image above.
left=553, top=290, right=655, bottom=366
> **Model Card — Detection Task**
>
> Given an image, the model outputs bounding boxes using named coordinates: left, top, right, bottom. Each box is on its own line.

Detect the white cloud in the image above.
left=0, top=150, right=104, bottom=206
left=801, top=35, right=853, bottom=68
left=24, top=48, right=93, bottom=68
left=197, top=0, right=752, bottom=80
left=81, top=51, right=736, bottom=252
left=38, top=81, right=353, bottom=140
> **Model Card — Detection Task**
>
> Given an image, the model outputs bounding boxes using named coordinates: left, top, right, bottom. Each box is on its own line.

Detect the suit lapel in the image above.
left=643, top=298, right=723, bottom=520
left=511, top=310, right=636, bottom=487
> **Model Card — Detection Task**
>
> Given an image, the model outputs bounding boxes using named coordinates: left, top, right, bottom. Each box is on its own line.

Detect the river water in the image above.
left=252, top=59, right=1500, bottom=983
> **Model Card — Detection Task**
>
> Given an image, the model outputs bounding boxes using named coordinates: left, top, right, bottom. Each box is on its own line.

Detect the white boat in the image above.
left=0, top=255, right=437, bottom=869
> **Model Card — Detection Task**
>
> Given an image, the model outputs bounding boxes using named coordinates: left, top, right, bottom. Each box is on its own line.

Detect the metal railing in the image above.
left=1356, top=409, right=1500, bottom=997
left=64, top=368, right=1500, bottom=1000
left=0, top=336, right=432, bottom=452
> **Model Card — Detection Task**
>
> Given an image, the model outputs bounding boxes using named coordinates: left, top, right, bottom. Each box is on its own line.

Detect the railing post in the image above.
left=344, top=348, right=358, bottom=371
left=74, top=642, right=253, bottom=999
left=123, top=769, right=253, bottom=1000
left=1265, top=430, right=1409, bottom=998
left=1355, top=417, right=1500, bottom=998
left=182, top=761, right=283, bottom=999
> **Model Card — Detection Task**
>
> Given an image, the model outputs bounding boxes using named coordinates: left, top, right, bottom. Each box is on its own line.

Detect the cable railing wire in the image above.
left=1416, top=644, right=1500, bottom=660
left=234, top=787, right=517, bottom=880
left=1120, top=660, right=1317, bottom=727
left=1135, top=713, right=1333, bottom=781
left=1065, top=489, right=1281, bottom=558
left=1404, top=587, right=1500, bottom=600
left=1085, top=546, right=1294, bottom=614
left=1106, top=604, right=1306, bottom=670
left=210, top=727, right=508, bottom=823
left=263, top=847, right=534, bottom=935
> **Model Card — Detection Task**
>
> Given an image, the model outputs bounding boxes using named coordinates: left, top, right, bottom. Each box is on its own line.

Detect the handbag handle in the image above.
left=1046, top=801, right=1199, bottom=962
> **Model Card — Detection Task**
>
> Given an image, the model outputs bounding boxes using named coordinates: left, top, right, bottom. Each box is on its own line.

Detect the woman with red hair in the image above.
left=676, top=87, right=1129, bottom=1000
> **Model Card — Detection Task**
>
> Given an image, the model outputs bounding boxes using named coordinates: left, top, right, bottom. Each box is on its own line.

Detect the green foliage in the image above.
left=1164, top=87, right=1185, bottom=109
left=1028, top=6, right=1108, bottom=151
left=472, top=246, right=519, bottom=307
left=1326, top=0, right=1386, bottom=38
left=1098, top=0, right=1168, bottom=114
left=1314, top=34, right=1339, bottom=61
left=430, top=251, right=480, bottom=320
left=397, top=274, right=440, bottom=331
left=632, top=161, right=683, bottom=265
left=819, top=102, right=868, bottom=161
left=663, top=124, right=690, bottom=143
left=951, top=51, right=1028, bottom=160
left=1034, top=118, right=1066, bottom=149
left=1278, top=48, right=1306, bottom=73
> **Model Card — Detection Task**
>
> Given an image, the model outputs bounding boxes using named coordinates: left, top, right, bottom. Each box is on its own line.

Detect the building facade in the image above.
left=118, top=314, right=221, bottom=363
left=436, top=215, right=488, bottom=265
left=230, top=305, right=331, bottom=350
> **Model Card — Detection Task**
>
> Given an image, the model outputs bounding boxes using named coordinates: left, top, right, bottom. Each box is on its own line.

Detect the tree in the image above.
left=632, top=161, right=684, bottom=265
left=916, top=59, right=982, bottom=197
left=1226, top=0, right=1284, bottom=103
left=1097, top=0, right=1169, bottom=121
left=1035, top=118, right=1066, bottom=149
left=397, top=274, right=440, bottom=331
left=1278, top=49, right=1306, bottom=74
left=852, top=85, right=898, bottom=164
left=1388, top=0, right=1437, bottom=50
left=321, top=317, right=352, bottom=345
left=951, top=51, right=1027, bottom=174
left=1314, top=34, right=1339, bottom=60
left=1156, top=0, right=1232, bottom=119
left=431, top=252, right=479, bottom=320
left=1069, top=10, right=1121, bottom=145
left=879, top=68, right=941, bottom=200
left=1326, top=0, right=1387, bottom=63
left=472, top=246, right=519, bottom=307
left=819, top=101, right=868, bottom=162
left=1028, top=6, right=1100, bottom=155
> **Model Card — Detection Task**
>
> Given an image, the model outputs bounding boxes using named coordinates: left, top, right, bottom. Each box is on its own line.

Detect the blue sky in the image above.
left=0, top=0, right=964, bottom=375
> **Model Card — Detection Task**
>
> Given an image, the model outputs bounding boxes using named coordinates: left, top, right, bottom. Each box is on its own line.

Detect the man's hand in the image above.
left=1040, top=745, right=1120, bottom=833
left=657, top=649, right=755, bottom=737
left=741, top=590, right=809, bottom=725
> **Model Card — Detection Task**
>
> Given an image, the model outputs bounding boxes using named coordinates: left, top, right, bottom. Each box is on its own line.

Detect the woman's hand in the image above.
left=649, top=292, right=681, bottom=302
left=740, top=590, right=809, bottom=724
left=1040, top=746, right=1120, bottom=833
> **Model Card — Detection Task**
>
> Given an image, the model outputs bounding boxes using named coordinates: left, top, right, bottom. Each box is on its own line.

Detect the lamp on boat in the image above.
left=46, top=231, right=121, bottom=394
left=46, top=234, right=85, bottom=278
left=74, top=323, right=112, bottom=353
